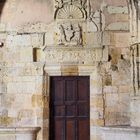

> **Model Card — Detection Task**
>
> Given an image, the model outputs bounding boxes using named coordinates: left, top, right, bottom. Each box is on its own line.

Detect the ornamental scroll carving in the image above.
left=54, top=0, right=87, bottom=19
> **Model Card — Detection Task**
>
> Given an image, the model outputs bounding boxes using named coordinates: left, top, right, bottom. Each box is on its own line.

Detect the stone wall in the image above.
left=0, top=0, right=136, bottom=140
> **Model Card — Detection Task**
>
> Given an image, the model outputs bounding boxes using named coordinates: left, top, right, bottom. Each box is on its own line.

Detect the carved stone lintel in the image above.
left=44, top=47, right=104, bottom=64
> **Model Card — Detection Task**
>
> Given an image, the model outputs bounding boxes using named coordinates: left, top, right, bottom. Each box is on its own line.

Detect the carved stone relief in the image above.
left=88, top=11, right=101, bottom=31
left=54, top=0, right=87, bottom=19
left=56, top=23, right=83, bottom=46
left=45, top=49, right=95, bottom=63
left=44, top=47, right=105, bottom=64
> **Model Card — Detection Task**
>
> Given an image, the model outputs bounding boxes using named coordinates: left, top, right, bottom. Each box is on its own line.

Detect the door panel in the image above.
left=54, top=80, right=64, bottom=102
left=54, top=120, right=64, bottom=140
left=66, top=120, right=76, bottom=140
left=65, top=80, right=76, bottom=101
left=50, top=76, right=90, bottom=140
left=78, top=119, right=89, bottom=140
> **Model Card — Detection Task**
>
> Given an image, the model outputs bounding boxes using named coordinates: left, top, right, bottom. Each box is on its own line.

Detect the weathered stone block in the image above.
left=105, top=22, right=129, bottom=31
left=86, top=32, right=95, bottom=46
left=7, top=82, right=36, bottom=94
left=32, top=95, right=44, bottom=108
left=45, top=32, right=55, bottom=46
left=107, top=6, right=128, bottom=14
left=0, top=83, right=7, bottom=93
left=6, top=35, right=31, bottom=47
left=0, top=134, right=15, bottom=140
left=17, top=109, right=35, bottom=126
left=87, top=21, right=98, bottom=32
left=91, top=119, right=104, bottom=126
left=105, top=93, right=119, bottom=107
left=20, top=47, right=33, bottom=62
left=104, top=0, right=127, bottom=6
left=31, top=33, right=44, bottom=47
left=0, top=23, right=6, bottom=32
left=91, top=96, right=104, bottom=108
left=119, top=85, right=130, bottom=93
left=104, top=86, right=118, bottom=93
left=0, top=116, right=15, bottom=126
left=103, top=32, right=111, bottom=45
left=131, top=97, right=140, bottom=126
left=115, top=32, right=130, bottom=48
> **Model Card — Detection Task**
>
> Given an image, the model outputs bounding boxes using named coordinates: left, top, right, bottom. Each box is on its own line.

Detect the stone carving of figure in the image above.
left=58, top=23, right=82, bottom=46
left=73, top=24, right=82, bottom=45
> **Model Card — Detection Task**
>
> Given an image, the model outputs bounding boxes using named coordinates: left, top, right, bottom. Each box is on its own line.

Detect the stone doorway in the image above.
left=44, top=63, right=104, bottom=140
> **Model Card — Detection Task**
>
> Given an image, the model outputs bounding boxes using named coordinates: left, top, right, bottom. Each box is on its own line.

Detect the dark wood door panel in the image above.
left=50, top=76, right=90, bottom=140
left=78, top=119, right=89, bottom=140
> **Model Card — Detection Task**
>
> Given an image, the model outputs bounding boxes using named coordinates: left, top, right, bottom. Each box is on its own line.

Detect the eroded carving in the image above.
left=89, top=11, right=101, bottom=31
left=44, top=48, right=100, bottom=64
left=54, top=0, right=87, bottom=19
left=57, top=23, right=83, bottom=46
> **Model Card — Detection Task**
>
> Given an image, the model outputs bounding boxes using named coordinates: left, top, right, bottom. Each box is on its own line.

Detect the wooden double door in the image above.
left=50, top=76, right=90, bottom=140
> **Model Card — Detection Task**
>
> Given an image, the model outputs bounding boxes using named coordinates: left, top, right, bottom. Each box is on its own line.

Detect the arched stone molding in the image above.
left=54, top=0, right=88, bottom=20
left=55, top=4, right=86, bottom=20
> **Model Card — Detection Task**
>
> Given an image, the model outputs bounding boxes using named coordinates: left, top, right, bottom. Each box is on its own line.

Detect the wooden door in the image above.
left=50, top=76, right=90, bottom=140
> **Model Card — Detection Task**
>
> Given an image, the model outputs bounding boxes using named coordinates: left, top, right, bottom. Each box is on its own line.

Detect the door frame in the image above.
left=44, top=64, right=104, bottom=140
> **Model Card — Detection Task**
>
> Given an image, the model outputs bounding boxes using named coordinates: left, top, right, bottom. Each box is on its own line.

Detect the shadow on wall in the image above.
left=0, top=0, right=6, bottom=46
left=0, top=0, right=6, bottom=17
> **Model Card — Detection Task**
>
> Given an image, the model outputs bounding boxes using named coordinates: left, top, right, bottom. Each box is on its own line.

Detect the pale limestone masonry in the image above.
left=0, top=0, right=139, bottom=140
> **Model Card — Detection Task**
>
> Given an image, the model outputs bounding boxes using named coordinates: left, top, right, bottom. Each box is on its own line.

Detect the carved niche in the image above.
left=54, top=0, right=87, bottom=19
left=56, top=22, right=83, bottom=46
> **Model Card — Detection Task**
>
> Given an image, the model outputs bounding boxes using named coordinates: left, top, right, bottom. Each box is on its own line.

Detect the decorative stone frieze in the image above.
left=44, top=46, right=108, bottom=64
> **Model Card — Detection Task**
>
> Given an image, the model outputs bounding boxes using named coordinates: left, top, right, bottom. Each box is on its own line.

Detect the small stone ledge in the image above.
left=0, top=127, right=41, bottom=140
left=98, top=126, right=140, bottom=140
left=0, top=127, right=41, bottom=134
left=100, top=126, right=140, bottom=133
